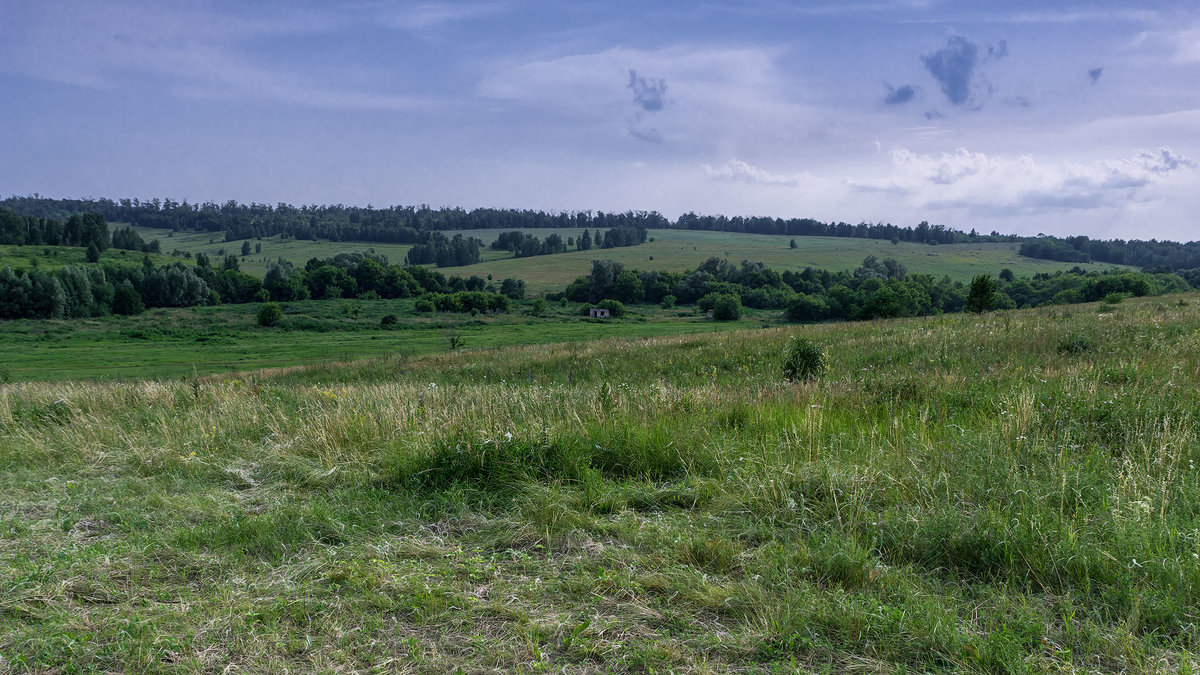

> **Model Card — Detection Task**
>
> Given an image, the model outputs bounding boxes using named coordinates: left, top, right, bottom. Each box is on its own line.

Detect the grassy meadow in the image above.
left=0, top=300, right=759, bottom=382
left=0, top=245, right=179, bottom=274
left=123, top=225, right=1132, bottom=290
left=2, top=293, right=1199, bottom=672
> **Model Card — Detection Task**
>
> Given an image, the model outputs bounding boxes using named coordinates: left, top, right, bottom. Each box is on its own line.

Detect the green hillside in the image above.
left=125, top=225, right=1133, bottom=291
left=0, top=244, right=179, bottom=273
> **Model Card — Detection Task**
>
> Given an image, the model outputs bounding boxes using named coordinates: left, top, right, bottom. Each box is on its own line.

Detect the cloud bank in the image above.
left=859, top=146, right=1194, bottom=216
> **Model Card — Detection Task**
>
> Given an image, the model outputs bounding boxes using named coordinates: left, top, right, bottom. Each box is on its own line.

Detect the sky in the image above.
left=1, top=0, right=1198, bottom=241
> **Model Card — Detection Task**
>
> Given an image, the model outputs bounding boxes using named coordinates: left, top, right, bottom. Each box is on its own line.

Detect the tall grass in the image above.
left=1, top=294, right=1198, bottom=672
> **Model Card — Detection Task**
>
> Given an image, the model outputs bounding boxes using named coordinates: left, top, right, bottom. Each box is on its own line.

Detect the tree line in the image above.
left=0, top=245, right=531, bottom=319
left=553, top=256, right=1196, bottom=323
left=0, top=207, right=162, bottom=255
left=2, top=196, right=1004, bottom=247
left=674, top=214, right=1011, bottom=245
left=1019, top=235, right=1200, bottom=271
left=0, top=258, right=211, bottom=320
left=491, top=226, right=648, bottom=257
left=0, top=197, right=668, bottom=245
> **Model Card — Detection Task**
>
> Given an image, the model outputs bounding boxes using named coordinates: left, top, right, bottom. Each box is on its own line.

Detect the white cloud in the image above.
left=1165, top=28, right=1200, bottom=64
left=703, top=159, right=806, bottom=187
left=856, top=146, right=1195, bottom=216
left=1127, top=25, right=1200, bottom=65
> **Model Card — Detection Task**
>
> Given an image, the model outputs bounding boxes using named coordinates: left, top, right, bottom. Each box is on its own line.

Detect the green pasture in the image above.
left=438, top=230, right=1133, bottom=292
left=122, top=224, right=1133, bottom=290
left=2, top=293, right=1198, bottom=672
left=0, top=244, right=179, bottom=273
left=0, top=300, right=758, bottom=382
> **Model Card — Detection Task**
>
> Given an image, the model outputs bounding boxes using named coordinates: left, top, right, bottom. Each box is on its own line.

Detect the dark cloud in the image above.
left=1088, top=67, right=1103, bottom=84
left=884, top=83, right=917, bottom=105
left=921, top=34, right=1006, bottom=106
left=628, top=69, right=667, bottom=112
left=627, top=126, right=663, bottom=144
left=924, top=109, right=945, bottom=120
left=1006, top=95, right=1031, bottom=108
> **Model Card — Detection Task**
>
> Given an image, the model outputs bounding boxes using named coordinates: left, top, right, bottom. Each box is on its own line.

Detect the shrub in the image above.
left=257, top=302, right=283, bottom=327
left=712, top=294, right=742, bottom=321
left=595, top=299, right=625, bottom=317
left=380, top=314, right=398, bottom=327
left=529, top=298, right=549, bottom=316
left=783, top=337, right=826, bottom=381
left=660, top=294, right=676, bottom=309
left=784, top=293, right=827, bottom=323
left=1102, top=292, right=1128, bottom=305
left=1057, top=333, right=1092, bottom=355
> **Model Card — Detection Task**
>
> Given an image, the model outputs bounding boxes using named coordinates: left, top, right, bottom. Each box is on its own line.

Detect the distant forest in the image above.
left=2, top=195, right=1198, bottom=270
left=1019, top=235, right=1200, bottom=271
left=0, top=196, right=667, bottom=244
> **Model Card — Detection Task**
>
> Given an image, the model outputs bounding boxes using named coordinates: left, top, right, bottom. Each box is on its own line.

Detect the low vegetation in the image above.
left=2, top=294, right=1198, bottom=672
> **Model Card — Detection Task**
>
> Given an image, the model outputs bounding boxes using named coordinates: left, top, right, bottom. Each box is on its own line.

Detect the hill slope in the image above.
left=126, top=225, right=1133, bottom=290
left=2, top=295, right=1198, bottom=671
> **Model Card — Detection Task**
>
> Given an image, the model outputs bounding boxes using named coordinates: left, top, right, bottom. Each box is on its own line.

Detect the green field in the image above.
left=125, top=225, right=1132, bottom=291
left=122, top=226, right=594, bottom=278
left=439, top=231, right=1133, bottom=292
left=0, top=244, right=179, bottom=274
left=2, top=294, right=1198, bottom=672
left=0, top=299, right=760, bottom=382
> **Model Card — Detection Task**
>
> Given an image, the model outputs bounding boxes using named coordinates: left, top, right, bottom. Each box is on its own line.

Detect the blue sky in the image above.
left=2, top=0, right=1198, bottom=240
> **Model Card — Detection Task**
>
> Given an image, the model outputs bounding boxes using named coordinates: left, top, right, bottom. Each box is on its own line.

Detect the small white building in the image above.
left=589, top=307, right=611, bottom=318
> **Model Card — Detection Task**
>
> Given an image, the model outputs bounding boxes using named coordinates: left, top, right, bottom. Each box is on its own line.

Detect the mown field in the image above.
left=0, top=300, right=758, bottom=382
left=123, top=225, right=1132, bottom=290
left=2, top=293, right=1198, bottom=673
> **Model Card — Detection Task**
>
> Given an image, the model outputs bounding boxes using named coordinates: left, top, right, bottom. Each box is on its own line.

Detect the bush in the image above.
left=380, top=314, right=398, bottom=327
left=784, top=293, right=827, bottom=323
left=783, top=337, right=826, bottom=381
left=1057, top=333, right=1092, bottom=355
left=596, top=299, right=625, bottom=317
left=660, top=294, right=676, bottom=309
left=1102, top=292, right=1128, bottom=305
left=712, top=294, right=742, bottom=321
left=257, top=302, right=283, bottom=327
left=529, top=298, right=549, bottom=316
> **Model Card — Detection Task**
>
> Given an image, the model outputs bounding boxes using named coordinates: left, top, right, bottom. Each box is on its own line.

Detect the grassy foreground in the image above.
left=2, top=295, right=1199, bottom=673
